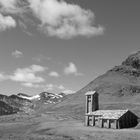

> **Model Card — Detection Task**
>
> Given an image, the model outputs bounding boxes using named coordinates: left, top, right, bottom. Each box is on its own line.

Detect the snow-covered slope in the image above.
left=18, top=94, right=40, bottom=100
left=17, top=92, right=66, bottom=104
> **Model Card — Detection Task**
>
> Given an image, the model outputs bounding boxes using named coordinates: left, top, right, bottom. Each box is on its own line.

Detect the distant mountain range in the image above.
left=18, top=92, right=65, bottom=102
left=0, top=92, right=67, bottom=116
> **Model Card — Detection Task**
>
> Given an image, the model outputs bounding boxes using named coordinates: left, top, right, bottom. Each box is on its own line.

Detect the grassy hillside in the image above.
left=47, top=51, right=140, bottom=120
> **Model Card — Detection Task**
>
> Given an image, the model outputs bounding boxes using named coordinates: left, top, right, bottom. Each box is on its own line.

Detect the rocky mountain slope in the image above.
left=18, top=92, right=66, bottom=103
left=0, top=101, right=19, bottom=115
left=0, top=92, right=67, bottom=116
left=48, top=51, right=140, bottom=120
left=0, top=94, right=33, bottom=115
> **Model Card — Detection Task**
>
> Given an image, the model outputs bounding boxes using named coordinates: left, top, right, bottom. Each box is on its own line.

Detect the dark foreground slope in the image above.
left=0, top=101, right=19, bottom=115
left=48, top=51, right=140, bottom=120
left=0, top=94, right=32, bottom=115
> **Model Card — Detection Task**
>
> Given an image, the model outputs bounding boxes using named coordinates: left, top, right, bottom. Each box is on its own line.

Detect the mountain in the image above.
left=0, top=94, right=33, bottom=115
left=31, top=92, right=67, bottom=110
left=17, top=93, right=31, bottom=97
left=17, top=92, right=66, bottom=103
left=0, top=101, right=19, bottom=115
left=18, top=93, right=40, bottom=100
left=0, top=94, right=32, bottom=108
left=0, top=92, right=67, bottom=116
left=48, top=51, right=140, bottom=120
left=39, top=92, right=66, bottom=103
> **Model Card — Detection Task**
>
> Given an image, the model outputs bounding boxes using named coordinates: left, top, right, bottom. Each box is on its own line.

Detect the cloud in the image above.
left=64, top=62, right=83, bottom=76
left=45, top=84, right=54, bottom=91
left=10, top=72, right=44, bottom=83
left=32, top=55, right=51, bottom=62
left=29, top=64, right=47, bottom=72
left=57, top=85, right=75, bottom=94
left=0, top=13, right=16, bottom=31
left=44, top=84, right=74, bottom=94
left=0, top=0, right=27, bottom=14
left=0, top=0, right=16, bottom=9
left=18, top=20, right=33, bottom=36
left=0, top=0, right=104, bottom=39
left=12, top=50, right=23, bottom=58
left=22, top=83, right=57, bottom=90
left=29, top=0, right=104, bottom=39
left=0, top=65, right=46, bottom=84
left=62, top=89, right=75, bottom=94
left=22, top=82, right=36, bottom=88
left=21, top=82, right=41, bottom=88
left=10, top=65, right=46, bottom=83
left=49, top=71, right=60, bottom=77
left=21, top=82, right=74, bottom=94
left=58, top=85, right=65, bottom=90
left=0, top=73, right=8, bottom=81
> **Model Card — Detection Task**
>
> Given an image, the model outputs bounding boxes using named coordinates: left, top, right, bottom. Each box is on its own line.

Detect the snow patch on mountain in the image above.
left=18, top=94, right=40, bottom=100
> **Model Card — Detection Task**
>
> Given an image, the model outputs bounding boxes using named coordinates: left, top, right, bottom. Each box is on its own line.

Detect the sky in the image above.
left=0, top=0, right=140, bottom=95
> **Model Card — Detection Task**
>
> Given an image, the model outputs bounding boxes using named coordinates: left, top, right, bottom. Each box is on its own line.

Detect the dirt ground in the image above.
left=0, top=113, right=140, bottom=140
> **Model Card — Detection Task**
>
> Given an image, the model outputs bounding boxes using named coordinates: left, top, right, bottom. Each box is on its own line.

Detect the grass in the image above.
left=0, top=112, right=140, bottom=140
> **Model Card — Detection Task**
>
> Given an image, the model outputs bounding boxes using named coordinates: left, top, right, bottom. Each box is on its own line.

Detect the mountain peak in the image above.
left=0, top=91, right=67, bottom=116
left=122, top=51, right=140, bottom=69
left=17, top=93, right=31, bottom=97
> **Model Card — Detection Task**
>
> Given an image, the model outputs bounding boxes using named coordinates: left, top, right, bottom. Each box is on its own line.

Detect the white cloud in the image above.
left=57, top=84, right=75, bottom=94
left=22, top=82, right=35, bottom=87
left=45, top=84, right=54, bottom=91
left=36, top=83, right=65, bottom=91
left=12, top=50, right=23, bottom=58
left=22, top=83, right=54, bottom=90
left=44, top=84, right=66, bottom=91
left=58, top=85, right=65, bottom=90
left=0, top=73, right=8, bottom=81
left=49, top=71, right=60, bottom=77
left=10, top=65, right=46, bottom=83
left=18, top=20, right=33, bottom=36
left=0, top=0, right=27, bottom=14
left=30, top=64, right=47, bottom=72
left=33, top=55, right=51, bottom=62
left=21, top=82, right=74, bottom=94
left=29, top=0, right=104, bottom=39
left=10, top=71, right=44, bottom=83
left=62, top=89, right=75, bottom=94
left=44, top=84, right=74, bottom=94
left=0, top=0, right=104, bottom=39
left=64, top=62, right=77, bottom=75
left=0, top=13, right=16, bottom=31
left=22, top=82, right=41, bottom=88
left=0, top=0, right=16, bottom=9
left=64, top=62, right=83, bottom=76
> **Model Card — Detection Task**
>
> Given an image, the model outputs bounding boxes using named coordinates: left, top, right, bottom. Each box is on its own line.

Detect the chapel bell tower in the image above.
left=85, top=91, right=99, bottom=114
